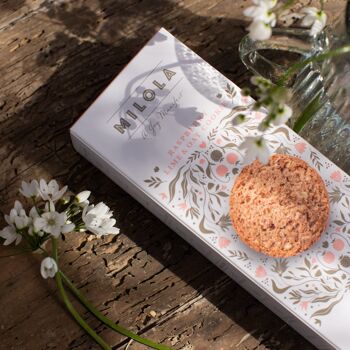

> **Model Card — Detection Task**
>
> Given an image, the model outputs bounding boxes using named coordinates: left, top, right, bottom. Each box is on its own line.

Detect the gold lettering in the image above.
left=163, top=68, right=176, bottom=81
left=114, top=118, right=131, bottom=134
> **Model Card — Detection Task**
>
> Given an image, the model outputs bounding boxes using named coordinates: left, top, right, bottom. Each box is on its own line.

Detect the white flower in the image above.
left=19, top=180, right=39, bottom=198
left=39, top=179, right=67, bottom=202
left=76, top=191, right=91, bottom=203
left=0, top=201, right=28, bottom=245
left=29, top=206, right=40, bottom=219
left=239, top=136, right=270, bottom=164
left=75, top=190, right=90, bottom=207
left=82, top=202, right=120, bottom=237
left=34, top=210, right=74, bottom=237
left=40, top=257, right=58, bottom=279
left=5, top=200, right=24, bottom=225
left=0, top=225, right=22, bottom=246
left=244, top=0, right=277, bottom=41
left=244, top=0, right=277, bottom=24
left=4, top=200, right=31, bottom=230
left=300, top=7, right=327, bottom=36
left=14, top=213, right=31, bottom=230
left=247, top=20, right=273, bottom=41
left=28, top=206, right=44, bottom=236
left=272, top=104, right=293, bottom=125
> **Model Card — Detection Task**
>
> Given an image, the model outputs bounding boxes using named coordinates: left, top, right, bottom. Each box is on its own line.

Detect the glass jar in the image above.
left=239, top=27, right=350, bottom=174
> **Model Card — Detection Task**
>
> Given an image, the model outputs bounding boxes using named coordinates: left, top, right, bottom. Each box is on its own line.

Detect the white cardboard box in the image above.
left=71, top=28, right=350, bottom=349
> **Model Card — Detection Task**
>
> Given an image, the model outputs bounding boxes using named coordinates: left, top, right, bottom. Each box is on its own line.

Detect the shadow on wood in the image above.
left=0, top=1, right=315, bottom=349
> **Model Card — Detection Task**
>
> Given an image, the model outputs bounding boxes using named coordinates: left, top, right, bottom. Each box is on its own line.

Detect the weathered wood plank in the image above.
left=0, top=0, right=345, bottom=349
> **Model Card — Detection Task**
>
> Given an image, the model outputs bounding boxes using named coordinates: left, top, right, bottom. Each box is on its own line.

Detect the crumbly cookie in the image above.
left=229, top=154, right=329, bottom=257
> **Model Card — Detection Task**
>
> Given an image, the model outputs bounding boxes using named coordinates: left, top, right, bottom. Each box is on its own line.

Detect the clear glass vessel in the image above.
left=239, top=26, right=350, bottom=174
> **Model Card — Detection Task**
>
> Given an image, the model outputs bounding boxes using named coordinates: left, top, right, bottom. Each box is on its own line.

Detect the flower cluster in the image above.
left=0, top=179, right=119, bottom=278
left=234, top=76, right=292, bottom=163
left=244, top=0, right=327, bottom=41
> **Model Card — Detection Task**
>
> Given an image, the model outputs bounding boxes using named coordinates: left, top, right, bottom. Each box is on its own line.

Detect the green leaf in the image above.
left=293, top=92, right=324, bottom=133
left=271, top=280, right=291, bottom=294
left=168, top=166, right=184, bottom=202
left=313, top=295, right=334, bottom=303
left=199, top=217, right=214, bottom=234
left=217, top=192, right=229, bottom=197
left=311, top=296, right=343, bottom=318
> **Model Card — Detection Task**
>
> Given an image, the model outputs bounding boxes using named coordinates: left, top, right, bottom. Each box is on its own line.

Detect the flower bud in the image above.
left=76, top=191, right=91, bottom=203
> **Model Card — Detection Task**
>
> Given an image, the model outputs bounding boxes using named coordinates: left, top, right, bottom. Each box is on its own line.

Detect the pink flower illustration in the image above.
left=226, top=152, right=238, bottom=165
left=178, top=202, right=188, bottom=210
left=254, top=111, right=265, bottom=120
left=159, top=193, right=167, bottom=200
left=323, top=251, right=335, bottom=264
left=216, top=138, right=222, bottom=145
left=218, top=237, right=231, bottom=249
left=216, top=165, right=229, bottom=177
left=333, top=239, right=345, bottom=251
left=300, top=301, right=309, bottom=311
left=241, top=96, right=250, bottom=104
left=199, top=158, right=206, bottom=165
left=330, top=170, right=342, bottom=182
left=255, top=265, right=267, bottom=278
left=295, top=142, right=306, bottom=154
left=199, top=141, right=206, bottom=149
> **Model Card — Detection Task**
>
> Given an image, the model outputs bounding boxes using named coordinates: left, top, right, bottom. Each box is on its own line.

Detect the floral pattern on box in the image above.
left=144, top=83, right=350, bottom=327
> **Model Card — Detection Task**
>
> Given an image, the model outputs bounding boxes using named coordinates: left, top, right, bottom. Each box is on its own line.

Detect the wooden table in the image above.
left=0, top=1, right=345, bottom=349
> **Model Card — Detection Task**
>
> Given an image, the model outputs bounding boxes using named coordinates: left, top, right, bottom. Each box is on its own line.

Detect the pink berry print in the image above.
left=255, top=265, right=267, bottom=278
left=226, top=152, right=238, bottom=164
left=241, top=96, right=250, bottom=104
left=330, top=170, right=342, bottom=182
left=216, top=165, right=229, bottom=177
left=254, top=111, right=265, bottom=120
left=323, top=251, right=335, bottom=264
left=199, top=158, right=206, bottom=165
left=199, top=141, right=206, bottom=149
left=218, top=237, right=230, bottom=249
left=295, top=142, right=306, bottom=154
left=178, top=202, right=187, bottom=210
left=333, top=239, right=345, bottom=251
left=300, top=301, right=309, bottom=311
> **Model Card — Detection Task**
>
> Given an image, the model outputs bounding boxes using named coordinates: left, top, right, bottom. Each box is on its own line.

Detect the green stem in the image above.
left=277, top=44, right=350, bottom=132
left=320, top=0, right=324, bottom=11
left=52, top=239, right=112, bottom=350
left=60, top=271, right=173, bottom=350
left=293, top=92, right=323, bottom=133
left=279, top=45, right=350, bottom=86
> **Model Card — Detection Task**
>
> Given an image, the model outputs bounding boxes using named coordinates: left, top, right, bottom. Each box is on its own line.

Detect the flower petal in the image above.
left=62, top=223, right=75, bottom=234
left=34, top=217, right=46, bottom=232
left=248, top=21, right=272, bottom=41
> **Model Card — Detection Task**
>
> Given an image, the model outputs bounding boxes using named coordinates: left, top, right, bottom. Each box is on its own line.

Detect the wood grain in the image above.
left=0, top=1, right=345, bottom=349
